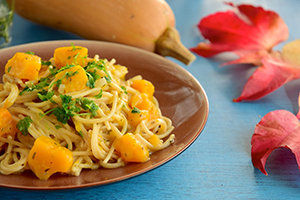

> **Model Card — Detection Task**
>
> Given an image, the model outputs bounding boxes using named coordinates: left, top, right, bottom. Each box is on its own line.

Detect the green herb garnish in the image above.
left=25, top=51, right=34, bottom=55
left=131, top=107, right=141, bottom=114
left=16, top=116, right=33, bottom=136
left=43, top=94, right=79, bottom=124
left=94, top=89, right=103, bottom=99
left=86, top=69, right=100, bottom=88
left=84, top=60, right=112, bottom=84
left=77, top=131, right=84, bottom=139
left=42, top=60, right=52, bottom=66
left=55, top=125, right=62, bottom=130
left=37, top=90, right=56, bottom=104
left=121, top=86, right=128, bottom=94
left=78, top=98, right=99, bottom=117
left=49, top=66, right=78, bottom=89
left=19, top=77, right=50, bottom=95
left=71, top=43, right=82, bottom=51
left=43, top=95, right=99, bottom=124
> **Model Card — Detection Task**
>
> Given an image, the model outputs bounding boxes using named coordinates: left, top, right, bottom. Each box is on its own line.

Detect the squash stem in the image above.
left=155, top=27, right=196, bottom=65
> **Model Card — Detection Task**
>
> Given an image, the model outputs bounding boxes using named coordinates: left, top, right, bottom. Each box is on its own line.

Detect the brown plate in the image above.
left=0, top=40, right=209, bottom=190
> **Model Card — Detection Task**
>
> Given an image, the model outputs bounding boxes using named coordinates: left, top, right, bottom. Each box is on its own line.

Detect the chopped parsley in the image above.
left=49, top=66, right=78, bottom=89
left=74, top=52, right=80, bottom=59
left=86, top=69, right=100, bottom=88
left=84, top=60, right=112, bottom=84
left=49, top=66, right=58, bottom=75
left=19, top=77, right=50, bottom=95
left=16, top=116, right=33, bottom=136
left=50, top=106, right=71, bottom=124
left=71, top=43, right=82, bottom=51
left=43, top=95, right=99, bottom=124
left=25, top=51, right=35, bottom=55
left=37, top=90, right=56, bottom=103
left=55, top=125, right=62, bottom=130
left=131, top=107, right=141, bottom=114
left=43, top=94, right=79, bottom=124
left=121, top=86, right=128, bottom=94
left=50, top=64, right=75, bottom=76
left=42, top=60, right=52, bottom=66
left=94, top=89, right=103, bottom=99
left=77, top=131, right=84, bottom=139
left=78, top=98, right=99, bottom=117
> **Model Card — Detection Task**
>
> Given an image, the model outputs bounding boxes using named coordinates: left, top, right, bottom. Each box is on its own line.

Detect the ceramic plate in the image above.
left=0, top=40, right=209, bottom=190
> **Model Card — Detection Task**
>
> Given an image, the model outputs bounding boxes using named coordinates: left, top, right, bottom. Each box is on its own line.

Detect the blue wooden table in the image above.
left=2, top=0, right=300, bottom=199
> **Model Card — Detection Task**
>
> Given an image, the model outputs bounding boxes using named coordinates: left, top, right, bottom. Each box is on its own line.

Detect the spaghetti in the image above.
left=0, top=45, right=175, bottom=180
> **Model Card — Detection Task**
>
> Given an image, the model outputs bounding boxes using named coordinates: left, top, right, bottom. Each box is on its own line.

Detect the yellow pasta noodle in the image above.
left=0, top=45, right=175, bottom=180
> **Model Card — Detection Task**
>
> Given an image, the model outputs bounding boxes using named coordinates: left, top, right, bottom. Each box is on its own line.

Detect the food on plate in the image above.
left=0, top=45, right=175, bottom=180
left=9, top=0, right=196, bottom=65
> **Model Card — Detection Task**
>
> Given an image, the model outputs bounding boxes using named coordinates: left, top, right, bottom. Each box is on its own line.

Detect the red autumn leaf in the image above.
left=233, top=56, right=300, bottom=102
left=297, top=93, right=300, bottom=119
left=191, top=2, right=289, bottom=65
left=221, top=50, right=276, bottom=67
left=251, top=110, right=300, bottom=175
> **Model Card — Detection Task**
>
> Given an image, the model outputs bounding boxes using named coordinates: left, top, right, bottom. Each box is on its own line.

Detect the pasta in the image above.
left=0, top=45, right=175, bottom=180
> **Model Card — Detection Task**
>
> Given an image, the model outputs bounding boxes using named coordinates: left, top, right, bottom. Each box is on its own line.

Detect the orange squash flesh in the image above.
left=149, top=134, right=163, bottom=147
left=128, top=110, right=150, bottom=127
left=53, top=46, right=88, bottom=69
left=114, top=133, right=149, bottom=163
left=129, top=93, right=153, bottom=111
left=5, top=52, right=41, bottom=80
left=0, top=108, right=17, bottom=138
left=55, top=65, right=89, bottom=93
left=131, top=79, right=155, bottom=98
left=128, top=93, right=159, bottom=127
left=27, top=135, right=73, bottom=180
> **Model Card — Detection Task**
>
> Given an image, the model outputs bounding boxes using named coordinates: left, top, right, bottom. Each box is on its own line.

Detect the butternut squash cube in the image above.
left=128, top=93, right=159, bottom=127
left=0, top=108, right=17, bottom=138
left=28, top=135, right=73, bottom=180
left=5, top=52, right=41, bottom=80
left=53, top=46, right=88, bottom=69
left=128, top=109, right=150, bottom=127
left=129, top=93, right=152, bottom=111
left=131, top=79, right=155, bottom=98
left=149, top=134, right=163, bottom=147
left=55, top=65, right=88, bottom=93
left=114, top=133, right=149, bottom=163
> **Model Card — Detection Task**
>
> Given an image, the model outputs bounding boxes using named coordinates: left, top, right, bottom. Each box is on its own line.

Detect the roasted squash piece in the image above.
left=27, top=135, right=73, bottom=180
left=0, top=108, right=17, bottom=138
left=128, top=93, right=159, bottom=127
left=131, top=79, right=155, bottom=98
left=55, top=65, right=88, bottom=93
left=5, top=52, right=41, bottom=80
left=128, top=109, right=150, bottom=127
left=53, top=45, right=88, bottom=69
left=129, top=93, right=152, bottom=111
left=114, top=133, right=149, bottom=163
left=149, top=134, right=163, bottom=147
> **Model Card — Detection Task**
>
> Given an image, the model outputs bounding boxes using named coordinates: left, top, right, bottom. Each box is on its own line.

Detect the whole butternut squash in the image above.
left=10, top=0, right=195, bottom=65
